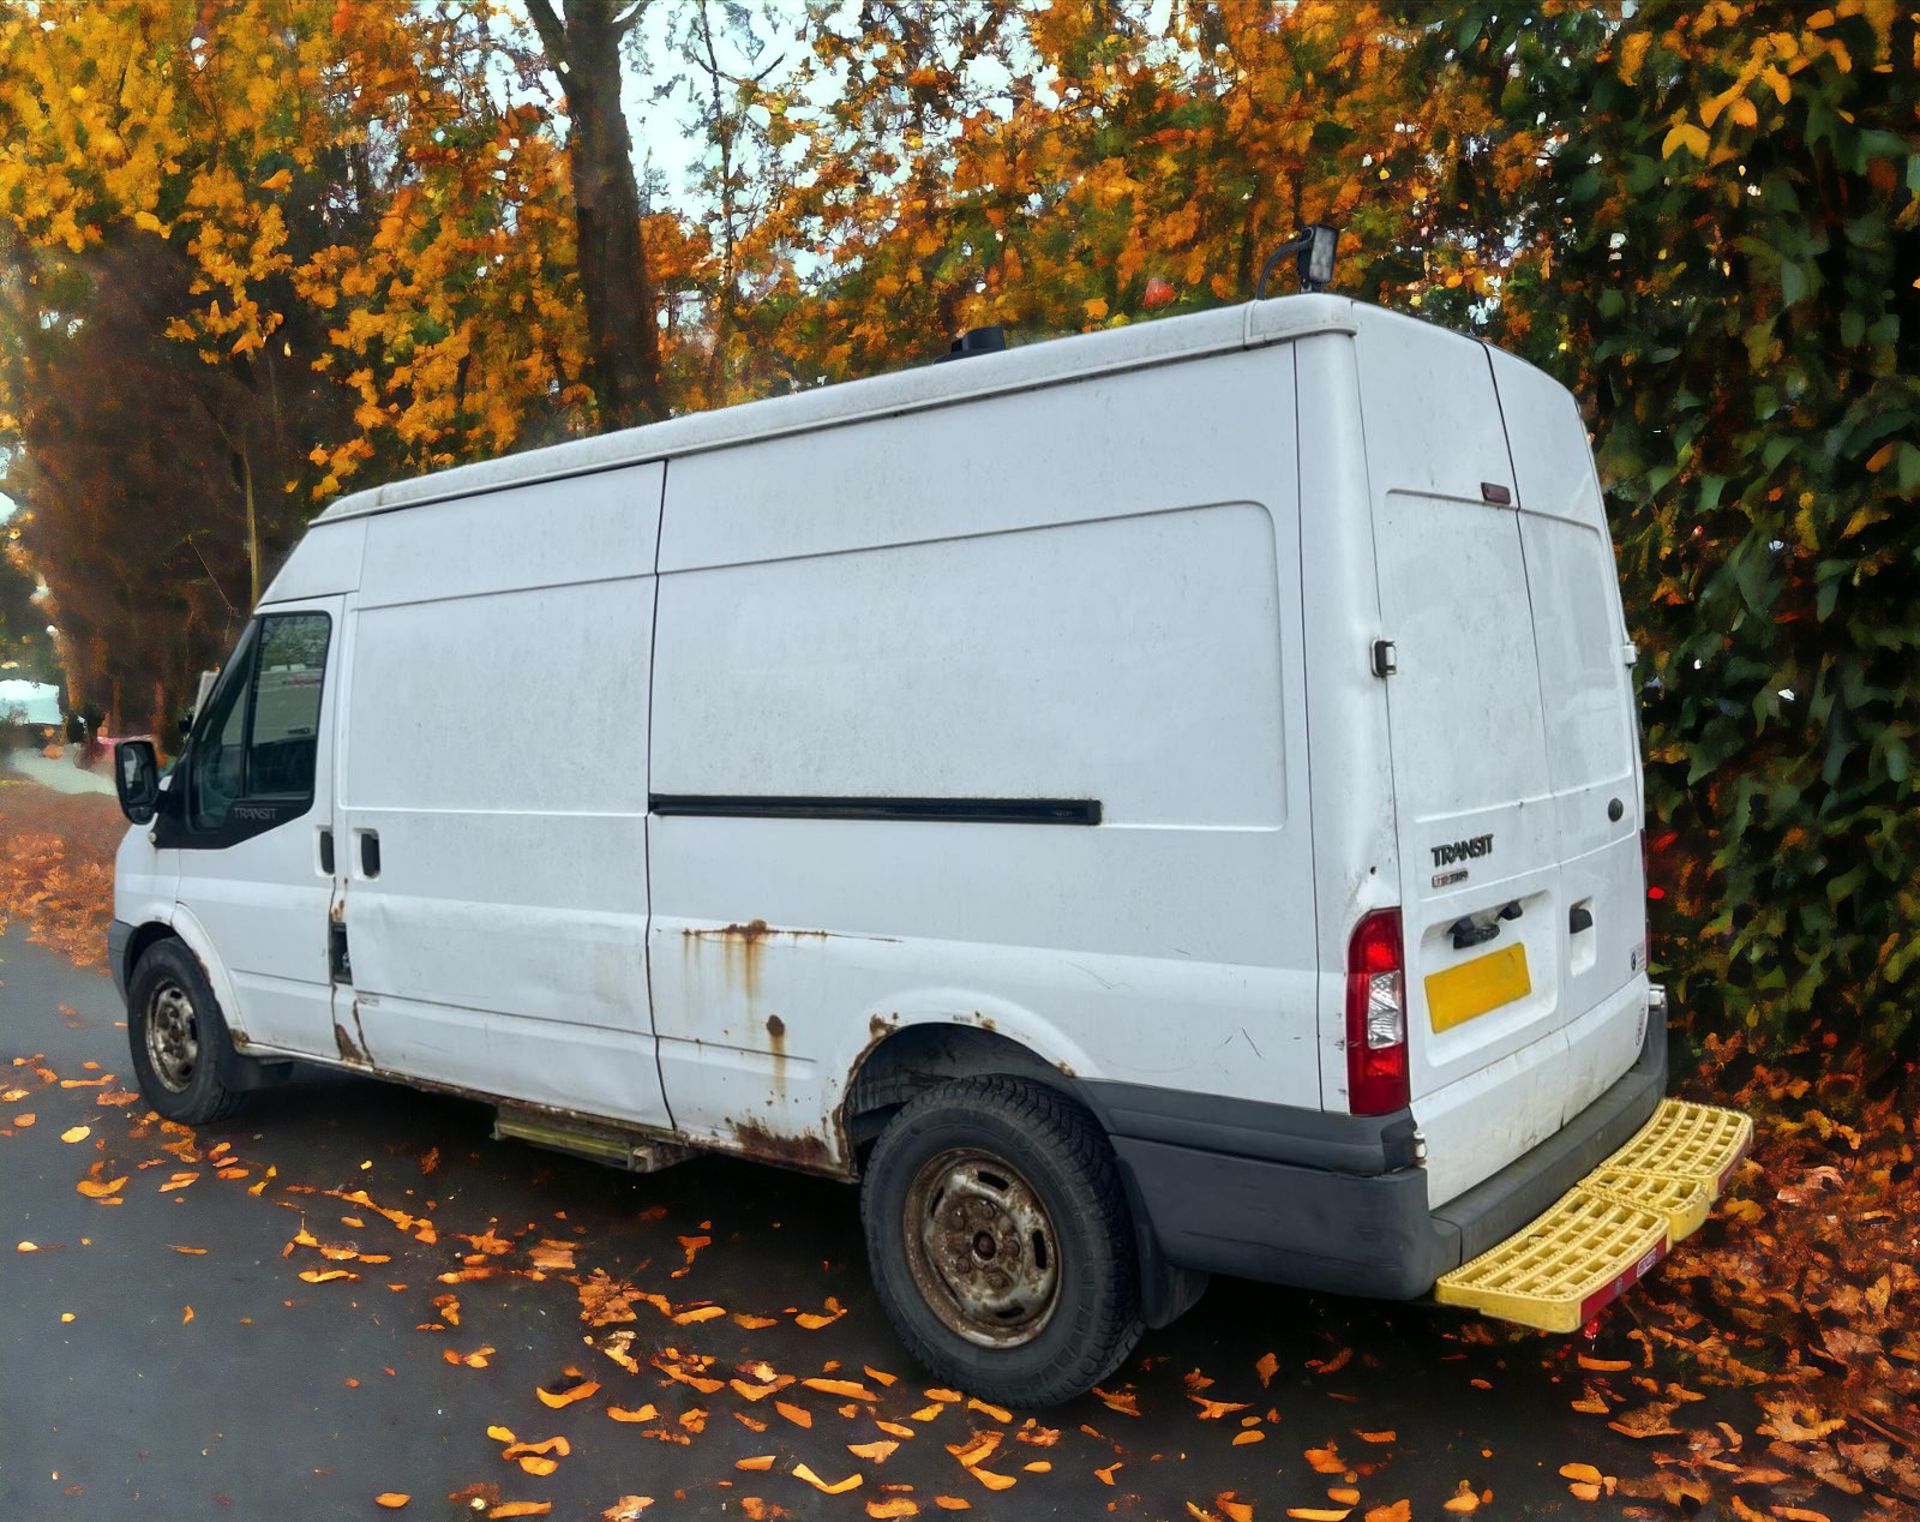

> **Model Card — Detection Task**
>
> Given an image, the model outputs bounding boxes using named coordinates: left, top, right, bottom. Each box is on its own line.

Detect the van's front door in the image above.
left=161, top=598, right=344, bottom=1058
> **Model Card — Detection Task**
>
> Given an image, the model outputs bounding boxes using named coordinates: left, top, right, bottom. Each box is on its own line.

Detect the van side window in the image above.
left=183, top=611, right=332, bottom=834
left=247, top=613, right=330, bottom=800
left=186, top=623, right=260, bottom=832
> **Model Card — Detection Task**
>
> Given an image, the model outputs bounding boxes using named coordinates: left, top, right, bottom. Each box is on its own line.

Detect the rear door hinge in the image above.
left=1371, top=639, right=1398, bottom=678
left=1621, top=640, right=1639, bottom=667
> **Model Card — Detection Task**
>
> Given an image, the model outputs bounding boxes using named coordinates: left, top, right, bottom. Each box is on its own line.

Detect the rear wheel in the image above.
left=861, top=1075, right=1142, bottom=1406
left=126, top=939, right=246, bottom=1125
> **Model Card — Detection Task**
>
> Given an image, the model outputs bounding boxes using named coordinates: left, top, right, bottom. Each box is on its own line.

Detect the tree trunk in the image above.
left=240, top=442, right=260, bottom=609
left=526, top=0, right=667, bottom=431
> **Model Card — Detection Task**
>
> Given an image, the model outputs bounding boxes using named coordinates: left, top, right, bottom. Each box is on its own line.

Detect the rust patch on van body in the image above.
left=727, top=1118, right=839, bottom=1175
left=765, top=1013, right=787, bottom=1091
left=333, top=1001, right=370, bottom=1066
left=683, top=920, right=833, bottom=944
left=681, top=920, right=833, bottom=1002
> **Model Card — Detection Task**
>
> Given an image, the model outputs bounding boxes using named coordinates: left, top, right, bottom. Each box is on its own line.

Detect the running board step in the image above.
left=1435, top=1099, right=1753, bottom=1333
left=493, top=1107, right=694, bottom=1174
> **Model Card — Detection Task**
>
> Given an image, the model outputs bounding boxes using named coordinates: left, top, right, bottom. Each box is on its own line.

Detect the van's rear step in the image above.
left=1435, top=1099, right=1753, bottom=1333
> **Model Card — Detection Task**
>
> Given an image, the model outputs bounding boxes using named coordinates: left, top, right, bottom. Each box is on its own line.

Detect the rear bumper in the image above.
left=1096, top=1007, right=1668, bottom=1301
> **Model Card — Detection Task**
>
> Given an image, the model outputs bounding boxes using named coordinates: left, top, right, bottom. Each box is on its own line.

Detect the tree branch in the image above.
left=522, top=0, right=569, bottom=66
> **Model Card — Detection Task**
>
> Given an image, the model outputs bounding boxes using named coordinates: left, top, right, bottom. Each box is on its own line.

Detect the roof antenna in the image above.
left=936, top=325, right=1008, bottom=363
left=1253, top=223, right=1340, bottom=300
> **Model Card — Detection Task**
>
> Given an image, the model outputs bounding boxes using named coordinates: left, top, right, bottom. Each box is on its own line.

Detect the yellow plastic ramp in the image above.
left=1435, top=1098, right=1754, bottom=1332
left=1579, top=1166, right=1714, bottom=1242
left=1602, top=1098, right=1754, bottom=1194
left=1435, top=1191, right=1669, bottom=1333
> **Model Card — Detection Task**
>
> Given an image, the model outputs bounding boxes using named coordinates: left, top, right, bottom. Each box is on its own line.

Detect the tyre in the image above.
left=126, top=939, right=247, bottom=1125
left=861, top=1075, right=1143, bottom=1406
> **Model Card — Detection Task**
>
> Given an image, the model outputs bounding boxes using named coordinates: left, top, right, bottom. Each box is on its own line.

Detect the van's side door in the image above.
left=327, top=467, right=672, bottom=1131
left=159, top=597, right=344, bottom=1058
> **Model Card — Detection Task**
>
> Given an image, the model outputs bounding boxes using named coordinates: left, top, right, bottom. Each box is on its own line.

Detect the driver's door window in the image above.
left=246, top=614, right=330, bottom=800
left=187, top=624, right=258, bottom=832
left=182, top=611, right=332, bottom=836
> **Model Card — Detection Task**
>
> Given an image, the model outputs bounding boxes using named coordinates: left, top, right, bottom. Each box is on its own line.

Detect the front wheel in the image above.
left=860, top=1075, right=1143, bottom=1406
left=126, top=939, right=246, bottom=1125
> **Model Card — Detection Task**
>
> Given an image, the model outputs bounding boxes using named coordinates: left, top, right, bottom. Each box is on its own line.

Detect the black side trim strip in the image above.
left=649, top=794, right=1101, bottom=826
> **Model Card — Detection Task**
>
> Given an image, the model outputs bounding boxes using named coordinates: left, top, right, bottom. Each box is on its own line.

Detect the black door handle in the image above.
left=359, top=830, right=381, bottom=878
left=318, top=827, right=334, bottom=875
left=1450, top=917, right=1499, bottom=951
left=1570, top=904, right=1594, bottom=934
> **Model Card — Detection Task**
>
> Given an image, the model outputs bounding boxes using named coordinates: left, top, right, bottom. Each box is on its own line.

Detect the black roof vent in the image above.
left=935, top=325, right=1007, bottom=363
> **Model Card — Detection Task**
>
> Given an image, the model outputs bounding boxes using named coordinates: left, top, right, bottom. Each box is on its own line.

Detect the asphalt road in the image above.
left=0, top=925, right=1846, bottom=1522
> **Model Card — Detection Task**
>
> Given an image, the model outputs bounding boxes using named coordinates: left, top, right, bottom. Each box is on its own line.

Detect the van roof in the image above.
left=316, top=294, right=1371, bottom=522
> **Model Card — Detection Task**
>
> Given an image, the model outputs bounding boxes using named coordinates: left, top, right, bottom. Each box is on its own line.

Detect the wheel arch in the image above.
left=843, top=1021, right=1086, bottom=1152
left=162, top=904, right=250, bottom=1043
left=121, top=920, right=178, bottom=993
left=839, top=1018, right=1208, bottom=1333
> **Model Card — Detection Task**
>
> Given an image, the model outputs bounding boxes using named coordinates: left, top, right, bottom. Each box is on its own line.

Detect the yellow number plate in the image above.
left=1426, top=942, right=1531, bottom=1032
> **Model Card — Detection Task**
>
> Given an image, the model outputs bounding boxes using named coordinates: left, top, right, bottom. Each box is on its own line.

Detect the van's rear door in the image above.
left=1356, top=318, right=1595, bottom=1200
left=1488, top=349, right=1647, bottom=1120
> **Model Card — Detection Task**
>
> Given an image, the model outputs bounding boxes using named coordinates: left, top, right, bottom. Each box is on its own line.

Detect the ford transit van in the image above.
left=110, top=294, right=1750, bottom=1405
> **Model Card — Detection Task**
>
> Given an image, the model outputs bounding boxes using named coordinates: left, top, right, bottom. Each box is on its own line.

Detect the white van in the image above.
left=110, top=295, right=1749, bottom=1405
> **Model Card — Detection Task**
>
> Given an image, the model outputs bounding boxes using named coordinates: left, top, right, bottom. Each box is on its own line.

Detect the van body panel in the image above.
left=656, top=348, right=1305, bottom=574
left=259, top=519, right=366, bottom=604
left=649, top=354, right=1319, bottom=1157
left=332, top=465, right=672, bottom=1130
left=1415, top=976, right=1650, bottom=1205
left=112, top=825, right=178, bottom=974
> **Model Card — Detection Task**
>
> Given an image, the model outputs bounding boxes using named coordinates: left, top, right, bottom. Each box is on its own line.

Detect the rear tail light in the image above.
left=1346, top=908, right=1409, bottom=1116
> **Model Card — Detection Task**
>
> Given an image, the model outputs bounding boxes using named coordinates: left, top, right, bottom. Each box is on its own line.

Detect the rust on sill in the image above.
left=727, top=1117, right=839, bottom=1176
left=333, top=1001, right=370, bottom=1066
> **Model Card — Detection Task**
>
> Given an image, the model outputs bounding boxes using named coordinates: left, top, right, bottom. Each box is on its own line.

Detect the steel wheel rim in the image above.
left=902, top=1146, right=1061, bottom=1348
left=144, top=981, right=199, bottom=1093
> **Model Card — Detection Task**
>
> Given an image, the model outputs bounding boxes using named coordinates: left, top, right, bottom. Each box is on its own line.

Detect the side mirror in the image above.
left=115, top=740, right=160, bottom=825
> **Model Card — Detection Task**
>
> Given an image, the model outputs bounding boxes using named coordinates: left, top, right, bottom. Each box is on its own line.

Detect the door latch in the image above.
left=1450, top=916, right=1500, bottom=951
